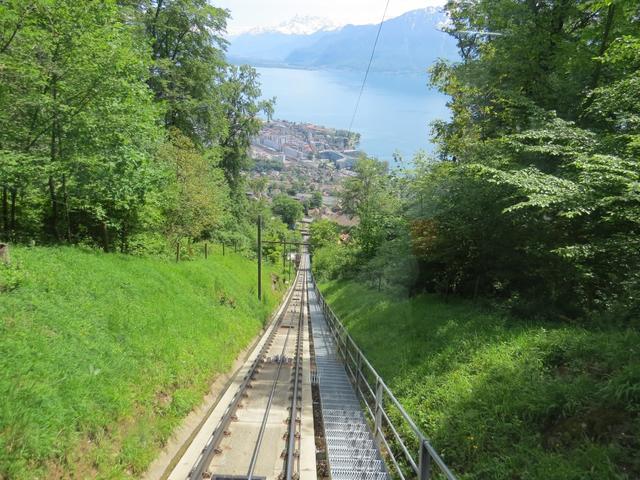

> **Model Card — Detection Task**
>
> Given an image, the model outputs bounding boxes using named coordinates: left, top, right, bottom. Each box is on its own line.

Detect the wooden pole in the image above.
left=176, top=241, right=180, bottom=262
left=282, top=240, right=286, bottom=270
left=257, top=216, right=262, bottom=300
left=204, top=242, right=208, bottom=259
left=101, top=222, right=109, bottom=252
left=222, top=242, right=225, bottom=256
left=0, top=243, right=9, bottom=264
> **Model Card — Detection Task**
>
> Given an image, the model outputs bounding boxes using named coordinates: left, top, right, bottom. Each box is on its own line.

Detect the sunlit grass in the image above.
left=0, top=246, right=285, bottom=479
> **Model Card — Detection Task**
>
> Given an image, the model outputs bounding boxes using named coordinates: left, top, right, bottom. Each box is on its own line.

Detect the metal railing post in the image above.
left=419, top=439, right=432, bottom=480
left=356, top=349, right=363, bottom=397
left=374, top=379, right=384, bottom=443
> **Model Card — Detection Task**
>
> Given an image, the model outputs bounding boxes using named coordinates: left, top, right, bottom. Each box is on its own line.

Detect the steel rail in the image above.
left=246, top=280, right=300, bottom=479
left=285, top=257, right=306, bottom=480
left=247, top=260, right=305, bottom=480
left=188, top=266, right=302, bottom=479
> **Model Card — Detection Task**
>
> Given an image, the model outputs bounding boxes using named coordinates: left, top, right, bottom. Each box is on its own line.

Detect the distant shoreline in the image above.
left=226, top=56, right=433, bottom=76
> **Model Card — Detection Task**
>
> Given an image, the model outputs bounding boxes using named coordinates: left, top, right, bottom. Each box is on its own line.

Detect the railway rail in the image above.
left=185, top=254, right=309, bottom=480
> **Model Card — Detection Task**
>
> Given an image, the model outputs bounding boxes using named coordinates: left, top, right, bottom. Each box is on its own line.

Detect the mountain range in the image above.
left=227, top=8, right=459, bottom=73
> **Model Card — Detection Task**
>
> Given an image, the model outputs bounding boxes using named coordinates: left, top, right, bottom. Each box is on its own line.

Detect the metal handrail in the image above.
left=312, top=279, right=457, bottom=480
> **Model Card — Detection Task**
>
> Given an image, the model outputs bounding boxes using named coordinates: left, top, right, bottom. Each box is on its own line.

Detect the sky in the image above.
left=215, top=0, right=446, bottom=35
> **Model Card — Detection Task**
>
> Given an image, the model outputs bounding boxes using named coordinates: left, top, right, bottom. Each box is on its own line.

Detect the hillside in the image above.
left=227, top=8, right=459, bottom=72
left=0, top=246, right=285, bottom=479
left=318, top=279, right=640, bottom=479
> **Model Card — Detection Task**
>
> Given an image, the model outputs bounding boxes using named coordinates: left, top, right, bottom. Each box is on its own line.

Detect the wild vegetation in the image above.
left=0, top=245, right=284, bottom=479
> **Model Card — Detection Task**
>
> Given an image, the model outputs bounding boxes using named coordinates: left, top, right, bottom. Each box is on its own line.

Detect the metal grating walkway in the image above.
left=306, top=271, right=390, bottom=480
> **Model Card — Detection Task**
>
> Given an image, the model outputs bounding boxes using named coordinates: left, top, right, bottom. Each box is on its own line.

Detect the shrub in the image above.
left=0, top=261, right=23, bottom=293
left=313, top=243, right=359, bottom=281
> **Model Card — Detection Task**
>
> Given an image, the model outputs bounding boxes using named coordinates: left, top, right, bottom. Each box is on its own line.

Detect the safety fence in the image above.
left=313, top=281, right=458, bottom=480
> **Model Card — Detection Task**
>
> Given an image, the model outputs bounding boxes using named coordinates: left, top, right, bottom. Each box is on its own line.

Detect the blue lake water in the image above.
left=255, top=66, right=450, bottom=162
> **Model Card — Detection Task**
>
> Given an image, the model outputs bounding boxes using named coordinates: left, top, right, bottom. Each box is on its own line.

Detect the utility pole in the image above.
left=282, top=239, right=287, bottom=271
left=257, top=215, right=262, bottom=301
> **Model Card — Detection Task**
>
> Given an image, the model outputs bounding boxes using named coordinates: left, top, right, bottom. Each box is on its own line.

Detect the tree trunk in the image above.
left=9, top=188, right=16, bottom=239
left=591, top=3, right=616, bottom=90
left=48, top=176, right=59, bottom=240
left=101, top=221, right=109, bottom=252
left=49, top=70, right=60, bottom=241
left=119, top=223, right=128, bottom=253
left=62, top=174, right=71, bottom=242
left=0, top=243, right=9, bottom=264
left=473, top=275, right=480, bottom=300
left=2, top=186, right=7, bottom=236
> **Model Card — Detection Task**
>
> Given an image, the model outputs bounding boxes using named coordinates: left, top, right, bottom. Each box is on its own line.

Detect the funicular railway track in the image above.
left=169, top=224, right=455, bottom=480
left=186, top=253, right=309, bottom=480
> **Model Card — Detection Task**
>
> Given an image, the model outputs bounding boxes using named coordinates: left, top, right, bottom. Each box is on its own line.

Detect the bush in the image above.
left=313, top=243, right=359, bottom=281
left=0, top=261, right=23, bottom=293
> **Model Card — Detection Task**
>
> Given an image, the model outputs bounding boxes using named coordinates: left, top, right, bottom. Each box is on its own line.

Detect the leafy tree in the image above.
left=134, top=0, right=228, bottom=143
left=309, top=219, right=339, bottom=252
left=417, top=0, right=640, bottom=317
left=272, top=194, right=303, bottom=229
left=340, top=157, right=403, bottom=259
left=158, top=130, right=229, bottom=245
left=219, top=65, right=274, bottom=191
left=309, top=190, right=323, bottom=209
left=431, top=0, right=640, bottom=159
left=0, top=0, right=163, bottom=246
left=0, top=0, right=273, bottom=254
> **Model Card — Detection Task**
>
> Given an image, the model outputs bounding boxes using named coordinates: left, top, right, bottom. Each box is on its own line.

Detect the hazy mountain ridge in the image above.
left=227, top=8, right=459, bottom=72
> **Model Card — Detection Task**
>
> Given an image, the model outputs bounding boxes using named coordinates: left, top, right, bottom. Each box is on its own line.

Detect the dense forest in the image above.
left=313, top=0, right=640, bottom=322
left=0, top=0, right=298, bottom=258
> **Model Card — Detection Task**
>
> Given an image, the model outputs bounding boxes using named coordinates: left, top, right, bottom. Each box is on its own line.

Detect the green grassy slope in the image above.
left=319, top=280, right=640, bottom=480
left=0, top=246, right=285, bottom=479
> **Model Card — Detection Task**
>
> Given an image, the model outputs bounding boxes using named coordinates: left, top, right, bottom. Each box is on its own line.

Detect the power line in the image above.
left=346, top=0, right=390, bottom=144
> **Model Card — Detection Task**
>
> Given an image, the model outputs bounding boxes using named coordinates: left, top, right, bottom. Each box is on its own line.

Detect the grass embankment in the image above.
left=0, top=246, right=285, bottom=479
left=319, top=280, right=639, bottom=480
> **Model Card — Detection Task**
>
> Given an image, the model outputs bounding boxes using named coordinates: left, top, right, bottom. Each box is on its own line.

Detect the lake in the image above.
left=255, top=66, right=450, bottom=162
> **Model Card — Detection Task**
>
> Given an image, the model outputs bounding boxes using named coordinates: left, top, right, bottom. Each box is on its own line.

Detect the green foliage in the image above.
left=0, top=245, right=284, bottom=479
left=311, top=156, right=418, bottom=294
left=0, top=0, right=164, bottom=244
left=309, top=190, right=323, bottom=209
left=158, top=129, right=229, bottom=244
left=0, top=0, right=271, bottom=252
left=320, top=279, right=640, bottom=480
left=271, top=194, right=303, bottom=229
left=312, top=242, right=359, bottom=281
left=404, top=0, right=640, bottom=318
left=340, top=157, right=405, bottom=259
left=0, top=261, right=23, bottom=292
left=308, top=219, right=339, bottom=252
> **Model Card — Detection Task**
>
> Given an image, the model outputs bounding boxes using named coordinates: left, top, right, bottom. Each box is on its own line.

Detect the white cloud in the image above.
left=216, top=0, right=446, bottom=35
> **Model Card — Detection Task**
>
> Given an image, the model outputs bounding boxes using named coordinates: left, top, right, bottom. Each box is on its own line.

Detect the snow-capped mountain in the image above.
left=242, top=15, right=341, bottom=36
left=227, top=9, right=459, bottom=72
